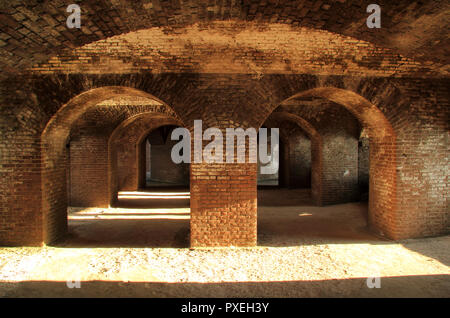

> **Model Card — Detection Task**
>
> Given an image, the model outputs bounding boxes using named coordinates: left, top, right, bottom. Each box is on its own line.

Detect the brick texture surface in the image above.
left=0, top=2, right=448, bottom=246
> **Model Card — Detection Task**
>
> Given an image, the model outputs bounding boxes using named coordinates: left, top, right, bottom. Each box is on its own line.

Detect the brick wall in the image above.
left=287, top=123, right=311, bottom=189
left=358, top=134, right=370, bottom=200
left=0, top=6, right=447, bottom=247
left=69, top=131, right=109, bottom=207
left=391, top=79, right=450, bottom=237
left=0, top=69, right=448, bottom=246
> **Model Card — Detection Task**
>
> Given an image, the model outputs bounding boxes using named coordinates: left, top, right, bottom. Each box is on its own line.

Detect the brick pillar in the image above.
left=0, top=134, right=43, bottom=246
left=190, top=162, right=257, bottom=247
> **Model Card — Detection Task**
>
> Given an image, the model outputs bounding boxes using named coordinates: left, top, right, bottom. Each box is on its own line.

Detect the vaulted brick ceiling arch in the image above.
left=1, top=0, right=448, bottom=74
left=70, top=96, right=166, bottom=137
left=42, top=86, right=181, bottom=162
left=25, top=21, right=447, bottom=77
left=277, top=87, right=395, bottom=142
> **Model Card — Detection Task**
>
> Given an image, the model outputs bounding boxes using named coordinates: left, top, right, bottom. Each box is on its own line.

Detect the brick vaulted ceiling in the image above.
left=70, top=96, right=166, bottom=133
left=0, top=0, right=449, bottom=76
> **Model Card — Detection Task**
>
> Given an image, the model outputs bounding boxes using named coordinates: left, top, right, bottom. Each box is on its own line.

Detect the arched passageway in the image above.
left=108, top=115, right=190, bottom=210
left=260, top=112, right=323, bottom=205
left=256, top=87, right=396, bottom=243
left=41, top=86, right=184, bottom=245
left=140, top=125, right=190, bottom=189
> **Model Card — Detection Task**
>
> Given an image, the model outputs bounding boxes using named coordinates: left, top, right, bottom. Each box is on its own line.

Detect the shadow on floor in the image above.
left=258, top=188, right=313, bottom=206
left=400, top=235, right=450, bottom=267
left=257, top=199, right=384, bottom=247
left=60, top=189, right=447, bottom=271
left=1, top=274, right=449, bottom=297
left=55, top=219, right=190, bottom=248
left=61, top=187, right=379, bottom=248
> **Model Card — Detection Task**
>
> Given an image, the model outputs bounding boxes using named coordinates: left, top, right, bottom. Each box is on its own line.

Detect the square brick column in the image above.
left=190, top=163, right=257, bottom=247
left=0, top=135, right=43, bottom=246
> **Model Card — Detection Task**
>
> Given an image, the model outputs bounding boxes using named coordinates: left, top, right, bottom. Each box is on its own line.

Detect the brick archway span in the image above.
left=42, top=86, right=181, bottom=138
left=263, top=87, right=397, bottom=239
left=108, top=112, right=184, bottom=206
left=41, top=86, right=180, bottom=244
left=265, top=111, right=323, bottom=205
left=283, top=88, right=395, bottom=143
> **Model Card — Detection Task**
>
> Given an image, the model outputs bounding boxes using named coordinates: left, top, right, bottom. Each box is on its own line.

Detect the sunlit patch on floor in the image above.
left=68, top=207, right=190, bottom=220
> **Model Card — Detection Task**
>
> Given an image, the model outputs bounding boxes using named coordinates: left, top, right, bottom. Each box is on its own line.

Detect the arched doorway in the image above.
left=139, top=125, right=190, bottom=189
left=41, top=86, right=183, bottom=244
left=256, top=87, right=396, bottom=244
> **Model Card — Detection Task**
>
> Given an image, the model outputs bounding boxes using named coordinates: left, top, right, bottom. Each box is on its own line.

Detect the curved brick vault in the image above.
left=25, top=22, right=446, bottom=78
left=0, top=4, right=448, bottom=246
left=0, top=1, right=448, bottom=74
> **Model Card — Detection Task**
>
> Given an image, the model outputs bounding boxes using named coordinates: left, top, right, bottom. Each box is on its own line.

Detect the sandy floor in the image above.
left=0, top=190, right=448, bottom=297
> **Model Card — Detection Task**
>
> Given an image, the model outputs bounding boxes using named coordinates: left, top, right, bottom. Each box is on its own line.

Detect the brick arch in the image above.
left=1, top=1, right=447, bottom=73
left=27, top=22, right=441, bottom=78
left=266, top=111, right=323, bottom=205
left=42, top=86, right=181, bottom=136
left=284, top=88, right=395, bottom=143
left=108, top=112, right=184, bottom=206
left=41, top=86, right=181, bottom=244
left=261, top=86, right=397, bottom=239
